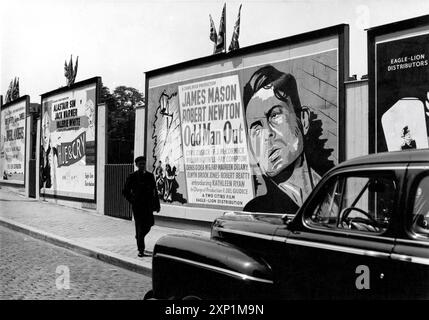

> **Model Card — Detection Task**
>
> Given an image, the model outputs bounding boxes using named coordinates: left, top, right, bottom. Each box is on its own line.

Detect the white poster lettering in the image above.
left=178, top=75, right=254, bottom=207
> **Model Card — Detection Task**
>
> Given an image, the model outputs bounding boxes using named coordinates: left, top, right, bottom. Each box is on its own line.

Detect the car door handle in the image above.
left=390, top=254, right=412, bottom=262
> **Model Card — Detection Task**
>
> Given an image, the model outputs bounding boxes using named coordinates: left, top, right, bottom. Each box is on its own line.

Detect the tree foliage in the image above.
left=101, top=84, right=144, bottom=164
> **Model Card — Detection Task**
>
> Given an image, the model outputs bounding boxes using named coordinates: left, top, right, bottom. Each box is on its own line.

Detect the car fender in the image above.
left=152, top=234, right=274, bottom=299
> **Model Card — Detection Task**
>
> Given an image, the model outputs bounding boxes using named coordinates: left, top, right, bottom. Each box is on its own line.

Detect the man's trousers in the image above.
left=133, top=215, right=152, bottom=253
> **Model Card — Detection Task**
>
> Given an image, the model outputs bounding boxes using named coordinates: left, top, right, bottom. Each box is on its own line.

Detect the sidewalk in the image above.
left=0, top=186, right=211, bottom=276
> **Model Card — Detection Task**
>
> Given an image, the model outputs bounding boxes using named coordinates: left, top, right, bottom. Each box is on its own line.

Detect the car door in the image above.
left=390, top=165, right=429, bottom=299
left=274, top=164, right=405, bottom=299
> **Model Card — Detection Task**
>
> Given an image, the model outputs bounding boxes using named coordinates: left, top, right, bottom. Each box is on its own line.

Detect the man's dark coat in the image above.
left=123, top=170, right=160, bottom=227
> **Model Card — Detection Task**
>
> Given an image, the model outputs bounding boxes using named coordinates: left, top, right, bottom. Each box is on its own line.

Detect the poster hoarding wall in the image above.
left=0, top=98, right=27, bottom=184
left=147, top=33, right=341, bottom=214
left=376, top=32, right=429, bottom=152
left=40, top=81, right=97, bottom=200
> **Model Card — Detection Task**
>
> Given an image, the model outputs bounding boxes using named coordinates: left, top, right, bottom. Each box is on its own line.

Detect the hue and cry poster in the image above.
left=40, top=83, right=96, bottom=200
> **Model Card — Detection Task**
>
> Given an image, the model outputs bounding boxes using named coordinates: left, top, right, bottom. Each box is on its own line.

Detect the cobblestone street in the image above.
left=0, top=226, right=151, bottom=300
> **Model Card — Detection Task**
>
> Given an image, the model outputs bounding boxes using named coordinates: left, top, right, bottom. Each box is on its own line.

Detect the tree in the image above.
left=101, top=84, right=144, bottom=164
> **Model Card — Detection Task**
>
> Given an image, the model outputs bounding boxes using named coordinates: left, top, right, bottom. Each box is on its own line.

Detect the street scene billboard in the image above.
left=40, top=78, right=99, bottom=201
left=368, top=16, right=429, bottom=154
left=146, top=26, right=346, bottom=213
left=376, top=33, right=429, bottom=152
left=0, top=96, right=28, bottom=184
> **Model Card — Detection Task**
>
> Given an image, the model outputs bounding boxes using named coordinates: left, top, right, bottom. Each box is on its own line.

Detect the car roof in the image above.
left=334, top=149, right=429, bottom=170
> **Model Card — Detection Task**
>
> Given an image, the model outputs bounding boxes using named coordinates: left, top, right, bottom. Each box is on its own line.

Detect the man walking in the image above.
left=123, top=156, right=160, bottom=257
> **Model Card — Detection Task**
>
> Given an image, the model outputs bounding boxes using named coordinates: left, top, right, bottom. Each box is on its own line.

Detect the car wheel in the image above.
left=143, top=290, right=154, bottom=300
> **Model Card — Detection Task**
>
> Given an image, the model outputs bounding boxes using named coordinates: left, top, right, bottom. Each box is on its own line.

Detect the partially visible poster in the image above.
left=376, top=33, right=429, bottom=152
left=147, top=85, right=187, bottom=204
left=40, top=82, right=96, bottom=200
left=178, top=75, right=254, bottom=207
left=0, top=99, right=26, bottom=184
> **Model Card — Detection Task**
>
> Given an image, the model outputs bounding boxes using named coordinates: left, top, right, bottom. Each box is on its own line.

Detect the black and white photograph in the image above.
left=1, top=0, right=428, bottom=312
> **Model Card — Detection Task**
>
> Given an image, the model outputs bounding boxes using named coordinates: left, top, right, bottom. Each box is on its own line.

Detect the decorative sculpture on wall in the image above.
left=64, top=55, right=79, bottom=86
left=5, top=77, right=20, bottom=103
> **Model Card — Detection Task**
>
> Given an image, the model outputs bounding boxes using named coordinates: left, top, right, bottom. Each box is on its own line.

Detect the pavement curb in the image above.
left=0, top=217, right=152, bottom=277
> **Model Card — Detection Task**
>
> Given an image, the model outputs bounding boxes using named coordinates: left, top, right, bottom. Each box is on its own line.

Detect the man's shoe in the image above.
left=138, top=252, right=144, bottom=257
left=143, top=250, right=152, bottom=257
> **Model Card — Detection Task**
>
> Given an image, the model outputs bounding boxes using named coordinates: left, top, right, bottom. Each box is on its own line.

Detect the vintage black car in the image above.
left=146, top=150, right=429, bottom=299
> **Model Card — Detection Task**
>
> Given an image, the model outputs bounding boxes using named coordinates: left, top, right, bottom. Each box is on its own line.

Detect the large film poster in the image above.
left=40, top=83, right=96, bottom=200
left=147, top=49, right=338, bottom=213
left=0, top=99, right=26, bottom=184
left=376, top=33, right=429, bottom=152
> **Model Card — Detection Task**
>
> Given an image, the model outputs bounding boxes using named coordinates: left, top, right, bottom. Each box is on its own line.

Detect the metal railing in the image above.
left=104, top=163, right=134, bottom=220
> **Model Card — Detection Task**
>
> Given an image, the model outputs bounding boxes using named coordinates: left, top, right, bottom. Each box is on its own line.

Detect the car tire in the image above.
left=143, top=290, right=154, bottom=300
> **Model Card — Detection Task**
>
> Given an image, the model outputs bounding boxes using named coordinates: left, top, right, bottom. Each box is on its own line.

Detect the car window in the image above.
left=411, top=175, right=429, bottom=240
left=310, top=177, right=341, bottom=229
left=307, top=173, right=396, bottom=234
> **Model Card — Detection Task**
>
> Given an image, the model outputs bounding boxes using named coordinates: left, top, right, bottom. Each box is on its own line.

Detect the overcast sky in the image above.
left=1, top=0, right=428, bottom=102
